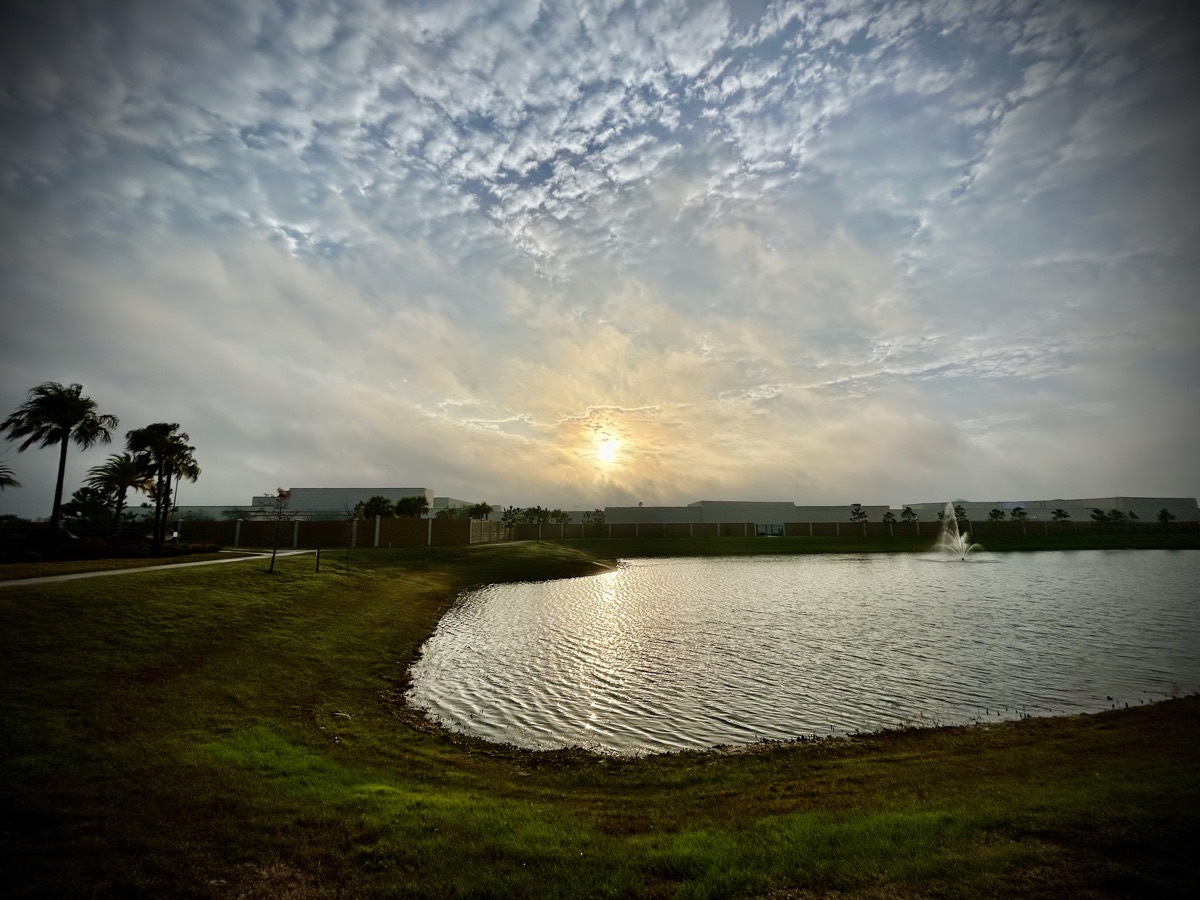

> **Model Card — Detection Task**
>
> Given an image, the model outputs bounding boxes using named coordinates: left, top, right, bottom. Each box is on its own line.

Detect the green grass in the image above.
left=1, top=542, right=1197, bottom=897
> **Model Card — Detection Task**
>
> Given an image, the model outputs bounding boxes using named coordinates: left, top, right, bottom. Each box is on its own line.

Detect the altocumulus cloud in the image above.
left=1, top=0, right=1198, bottom=517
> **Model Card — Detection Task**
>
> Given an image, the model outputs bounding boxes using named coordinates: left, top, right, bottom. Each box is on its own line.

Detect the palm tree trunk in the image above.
left=49, top=435, right=70, bottom=555
left=113, top=488, right=127, bottom=537
left=157, top=460, right=175, bottom=548
left=151, top=465, right=166, bottom=552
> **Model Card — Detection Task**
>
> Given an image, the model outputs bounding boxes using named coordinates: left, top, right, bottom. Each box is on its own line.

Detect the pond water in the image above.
left=405, top=551, right=1200, bottom=754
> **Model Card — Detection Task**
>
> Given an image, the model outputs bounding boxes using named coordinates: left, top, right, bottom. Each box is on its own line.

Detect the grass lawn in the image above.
left=1, top=541, right=1197, bottom=897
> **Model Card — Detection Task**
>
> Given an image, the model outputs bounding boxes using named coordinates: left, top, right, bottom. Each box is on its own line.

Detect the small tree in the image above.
left=468, top=502, right=494, bottom=520
left=1157, top=508, right=1176, bottom=531
left=1051, top=508, right=1070, bottom=533
left=900, top=506, right=918, bottom=534
left=1010, top=506, right=1028, bottom=535
left=849, top=503, right=868, bottom=535
left=1090, top=508, right=1108, bottom=533
left=549, top=509, right=572, bottom=526
left=357, top=495, right=395, bottom=519
left=953, top=504, right=968, bottom=526
left=1107, top=509, right=1127, bottom=533
left=395, top=495, right=429, bottom=518
left=988, top=508, right=1006, bottom=523
left=61, top=485, right=115, bottom=527
left=881, top=510, right=896, bottom=536
left=582, top=508, right=606, bottom=527
left=265, top=488, right=293, bottom=573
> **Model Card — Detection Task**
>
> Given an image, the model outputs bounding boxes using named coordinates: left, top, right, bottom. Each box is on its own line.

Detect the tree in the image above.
left=1090, top=508, right=1108, bottom=533
left=394, top=495, right=429, bottom=518
left=582, top=508, right=606, bottom=527
left=356, top=495, right=395, bottom=519
left=881, top=510, right=896, bottom=536
left=468, top=502, right=494, bottom=520
left=1157, top=508, right=1176, bottom=531
left=1051, top=508, right=1070, bottom=533
left=1108, top=509, right=1127, bottom=533
left=2, top=382, right=119, bottom=554
left=953, top=504, right=968, bottom=526
left=849, top=503, right=868, bottom=535
left=1010, top=506, right=1028, bottom=535
left=549, top=509, right=572, bottom=526
left=126, top=423, right=199, bottom=552
left=86, top=452, right=154, bottom=533
left=0, top=462, right=19, bottom=491
left=988, top=508, right=1006, bottom=522
left=61, top=486, right=115, bottom=527
left=900, top=506, right=918, bottom=533
left=263, top=488, right=293, bottom=573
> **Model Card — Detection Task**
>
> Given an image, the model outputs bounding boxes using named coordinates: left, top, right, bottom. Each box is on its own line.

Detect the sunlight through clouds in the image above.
left=1, top=0, right=1197, bottom=513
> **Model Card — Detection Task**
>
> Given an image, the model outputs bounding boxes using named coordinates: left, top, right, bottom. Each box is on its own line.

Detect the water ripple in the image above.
left=406, top=551, right=1200, bottom=754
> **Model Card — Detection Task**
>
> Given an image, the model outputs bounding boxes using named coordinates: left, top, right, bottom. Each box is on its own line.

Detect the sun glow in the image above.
left=595, top=435, right=620, bottom=466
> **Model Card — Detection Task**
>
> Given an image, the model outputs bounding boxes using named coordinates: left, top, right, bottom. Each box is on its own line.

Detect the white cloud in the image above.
left=2, top=0, right=1198, bottom=518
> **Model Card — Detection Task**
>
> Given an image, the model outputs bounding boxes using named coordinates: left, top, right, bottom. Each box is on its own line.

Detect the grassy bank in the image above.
left=2, top=543, right=1197, bottom=897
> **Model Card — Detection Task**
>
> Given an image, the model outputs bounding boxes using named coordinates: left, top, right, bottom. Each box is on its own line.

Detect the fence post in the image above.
left=427, top=518, right=433, bottom=546
left=293, top=519, right=300, bottom=548
left=351, top=519, right=358, bottom=548
left=374, top=515, right=381, bottom=548
left=235, top=519, right=242, bottom=548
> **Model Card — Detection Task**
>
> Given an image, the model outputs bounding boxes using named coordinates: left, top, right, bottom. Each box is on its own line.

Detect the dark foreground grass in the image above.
left=1, top=542, right=1197, bottom=898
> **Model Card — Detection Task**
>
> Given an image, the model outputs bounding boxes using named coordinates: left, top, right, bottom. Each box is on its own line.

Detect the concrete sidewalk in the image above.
left=0, top=549, right=316, bottom=588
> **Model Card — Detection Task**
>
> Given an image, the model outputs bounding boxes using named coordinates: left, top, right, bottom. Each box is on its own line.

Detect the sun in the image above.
left=595, top=435, right=620, bottom=466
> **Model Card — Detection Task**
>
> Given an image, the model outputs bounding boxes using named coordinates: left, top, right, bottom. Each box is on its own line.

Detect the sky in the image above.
left=2, top=0, right=1198, bottom=519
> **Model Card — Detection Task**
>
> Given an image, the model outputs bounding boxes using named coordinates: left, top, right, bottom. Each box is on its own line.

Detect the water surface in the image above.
left=406, top=551, right=1200, bottom=754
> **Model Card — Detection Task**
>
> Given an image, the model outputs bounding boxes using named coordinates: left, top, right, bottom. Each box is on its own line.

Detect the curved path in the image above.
left=0, top=550, right=315, bottom=588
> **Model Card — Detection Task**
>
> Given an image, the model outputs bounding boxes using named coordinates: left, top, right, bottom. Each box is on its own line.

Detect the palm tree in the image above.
left=126, top=423, right=199, bottom=551
left=356, top=495, right=395, bottom=519
left=395, top=495, right=430, bottom=518
left=86, top=452, right=154, bottom=533
left=2, top=382, right=119, bottom=552
left=0, top=462, right=19, bottom=491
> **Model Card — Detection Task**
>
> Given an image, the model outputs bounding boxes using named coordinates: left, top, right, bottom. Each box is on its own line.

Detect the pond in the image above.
left=405, top=551, right=1200, bottom=754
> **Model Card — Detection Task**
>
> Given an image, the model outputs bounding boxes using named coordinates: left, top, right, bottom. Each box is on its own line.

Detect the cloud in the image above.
left=2, top=0, right=1198, bottom=518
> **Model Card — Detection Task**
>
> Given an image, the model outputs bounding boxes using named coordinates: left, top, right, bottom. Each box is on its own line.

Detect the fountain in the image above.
left=934, top=502, right=982, bottom=560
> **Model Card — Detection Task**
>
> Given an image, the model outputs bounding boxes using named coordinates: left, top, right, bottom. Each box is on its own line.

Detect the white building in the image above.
left=604, top=500, right=891, bottom=528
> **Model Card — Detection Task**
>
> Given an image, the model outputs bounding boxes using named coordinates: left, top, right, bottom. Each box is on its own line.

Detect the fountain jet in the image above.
left=934, top=502, right=982, bottom=560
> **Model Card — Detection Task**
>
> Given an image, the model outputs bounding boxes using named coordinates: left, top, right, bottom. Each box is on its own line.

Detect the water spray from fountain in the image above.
left=934, top=502, right=983, bottom=560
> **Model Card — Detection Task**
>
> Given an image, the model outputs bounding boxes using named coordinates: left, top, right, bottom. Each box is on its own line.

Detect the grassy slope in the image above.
left=0, top=542, right=1197, bottom=898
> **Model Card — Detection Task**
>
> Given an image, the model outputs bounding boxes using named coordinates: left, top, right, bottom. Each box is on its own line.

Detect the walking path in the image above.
left=0, top=550, right=315, bottom=588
